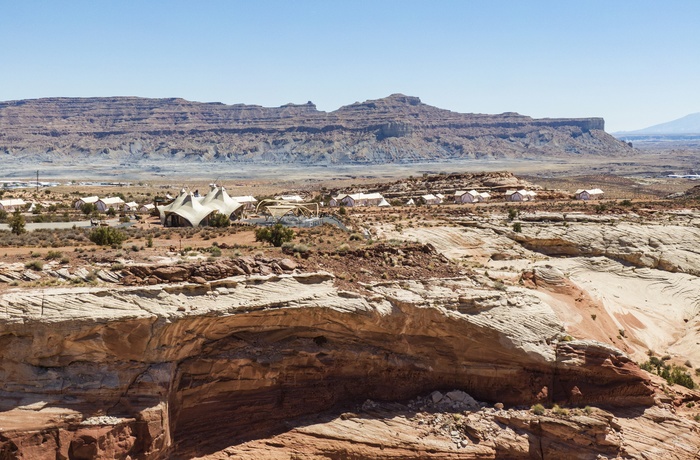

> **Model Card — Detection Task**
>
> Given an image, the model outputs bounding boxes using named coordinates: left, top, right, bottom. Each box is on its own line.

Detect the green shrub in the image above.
left=25, top=260, right=44, bottom=271
left=293, top=243, right=310, bottom=254
left=44, top=250, right=62, bottom=260
left=669, top=366, right=695, bottom=389
left=640, top=360, right=696, bottom=389
left=89, top=227, right=127, bottom=246
left=9, top=210, right=25, bottom=235
left=208, top=212, right=230, bottom=228
left=255, top=224, right=294, bottom=247
left=512, top=222, right=522, bottom=233
left=80, top=203, right=96, bottom=215
left=531, top=404, right=545, bottom=415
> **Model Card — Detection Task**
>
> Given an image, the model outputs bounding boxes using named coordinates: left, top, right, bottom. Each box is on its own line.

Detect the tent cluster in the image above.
left=74, top=196, right=127, bottom=212
left=158, top=186, right=244, bottom=227
left=330, top=193, right=389, bottom=207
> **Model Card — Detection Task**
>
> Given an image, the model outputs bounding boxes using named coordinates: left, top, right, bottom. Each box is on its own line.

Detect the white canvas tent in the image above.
left=96, top=197, right=125, bottom=212
left=455, top=190, right=478, bottom=203
left=575, top=189, right=604, bottom=200
left=276, top=195, right=304, bottom=203
left=329, top=194, right=347, bottom=207
left=506, top=190, right=537, bottom=202
left=340, top=192, right=385, bottom=207
left=230, top=195, right=258, bottom=210
left=74, top=196, right=99, bottom=209
left=0, top=198, right=26, bottom=212
left=422, top=194, right=442, bottom=205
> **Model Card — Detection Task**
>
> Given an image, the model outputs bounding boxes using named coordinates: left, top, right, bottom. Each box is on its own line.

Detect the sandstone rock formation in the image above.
left=202, top=392, right=700, bottom=460
left=507, top=221, right=700, bottom=276
left=0, top=94, right=633, bottom=164
left=0, top=269, right=665, bottom=459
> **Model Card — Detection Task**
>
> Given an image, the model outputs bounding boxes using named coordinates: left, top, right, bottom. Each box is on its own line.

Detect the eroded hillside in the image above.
left=0, top=94, right=632, bottom=164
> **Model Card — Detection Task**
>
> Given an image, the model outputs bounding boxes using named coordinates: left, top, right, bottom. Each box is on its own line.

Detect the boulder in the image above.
left=153, top=266, right=189, bottom=282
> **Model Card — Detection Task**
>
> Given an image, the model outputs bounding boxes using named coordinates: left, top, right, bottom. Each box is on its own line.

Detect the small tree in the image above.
left=208, top=212, right=230, bottom=228
left=80, top=202, right=97, bottom=215
left=9, top=209, right=25, bottom=235
left=89, top=226, right=127, bottom=246
left=255, top=224, right=294, bottom=247
left=512, top=222, right=522, bottom=233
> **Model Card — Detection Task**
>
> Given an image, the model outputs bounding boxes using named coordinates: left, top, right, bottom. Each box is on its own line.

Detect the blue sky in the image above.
left=1, top=0, right=698, bottom=132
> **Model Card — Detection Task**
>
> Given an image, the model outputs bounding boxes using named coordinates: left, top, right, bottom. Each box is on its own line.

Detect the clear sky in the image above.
left=1, top=0, right=698, bottom=132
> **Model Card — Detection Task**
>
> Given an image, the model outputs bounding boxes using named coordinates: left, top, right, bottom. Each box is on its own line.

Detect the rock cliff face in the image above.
left=508, top=222, right=700, bottom=276
left=0, top=94, right=632, bottom=164
left=0, top=270, right=658, bottom=459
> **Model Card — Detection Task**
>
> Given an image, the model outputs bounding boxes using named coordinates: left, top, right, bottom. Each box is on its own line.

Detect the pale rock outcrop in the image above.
left=509, top=222, right=700, bottom=276
left=0, top=272, right=655, bottom=458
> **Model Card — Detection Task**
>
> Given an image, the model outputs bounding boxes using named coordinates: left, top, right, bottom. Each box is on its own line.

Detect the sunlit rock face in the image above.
left=0, top=269, right=658, bottom=458
left=0, top=94, right=629, bottom=164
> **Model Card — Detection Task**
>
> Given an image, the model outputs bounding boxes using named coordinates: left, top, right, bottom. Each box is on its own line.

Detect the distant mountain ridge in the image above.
left=0, top=94, right=632, bottom=164
left=617, top=112, right=700, bottom=135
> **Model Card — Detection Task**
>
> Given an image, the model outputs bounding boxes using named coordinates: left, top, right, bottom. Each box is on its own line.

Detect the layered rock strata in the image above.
left=205, top=392, right=700, bottom=460
left=0, top=94, right=632, bottom=164
left=0, top=271, right=654, bottom=458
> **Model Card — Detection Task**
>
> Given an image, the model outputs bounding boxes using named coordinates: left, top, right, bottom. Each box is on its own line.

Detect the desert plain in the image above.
left=0, top=150, right=699, bottom=459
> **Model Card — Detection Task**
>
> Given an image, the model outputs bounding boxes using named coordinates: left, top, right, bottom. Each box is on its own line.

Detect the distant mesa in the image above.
left=0, top=94, right=632, bottom=164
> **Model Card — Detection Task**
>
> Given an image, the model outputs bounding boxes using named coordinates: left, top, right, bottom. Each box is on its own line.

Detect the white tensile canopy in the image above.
left=202, top=186, right=243, bottom=217
left=158, top=188, right=189, bottom=223
left=163, top=192, right=217, bottom=227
